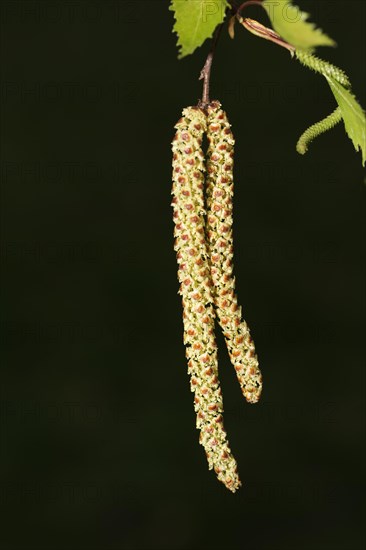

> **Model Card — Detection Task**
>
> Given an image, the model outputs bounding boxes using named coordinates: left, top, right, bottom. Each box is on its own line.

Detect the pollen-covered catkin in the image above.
left=171, top=106, right=241, bottom=492
left=205, top=101, right=263, bottom=404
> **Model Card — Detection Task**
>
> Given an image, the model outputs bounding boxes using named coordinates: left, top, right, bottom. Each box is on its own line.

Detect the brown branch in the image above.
left=198, top=23, right=224, bottom=109
left=236, top=0, right=263, bottom=15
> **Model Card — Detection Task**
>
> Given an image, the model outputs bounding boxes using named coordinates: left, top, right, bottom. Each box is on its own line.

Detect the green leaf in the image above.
left=170, top=0, right=229, bottom=59
left=262, top=0, right=335, bottom=50
left=325, top=76, right=366, bottom=166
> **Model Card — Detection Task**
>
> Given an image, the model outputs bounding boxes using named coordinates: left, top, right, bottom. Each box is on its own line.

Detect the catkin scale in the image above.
left=205, top=101, right=263, bottom=404
left=171, top=106, right=241, bottom=492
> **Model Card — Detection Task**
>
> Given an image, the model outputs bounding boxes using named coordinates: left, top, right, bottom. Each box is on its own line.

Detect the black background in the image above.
left=1, top=1, right=365, bottom=549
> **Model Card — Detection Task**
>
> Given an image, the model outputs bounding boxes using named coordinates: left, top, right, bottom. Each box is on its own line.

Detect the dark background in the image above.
left=1, top=1, right=365, bottom=549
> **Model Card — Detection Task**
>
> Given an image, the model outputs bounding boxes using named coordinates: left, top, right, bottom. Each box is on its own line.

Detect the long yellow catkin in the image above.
left=171, top=106, right=241, bottom=492
left=205, top=101, right=263, bottom=404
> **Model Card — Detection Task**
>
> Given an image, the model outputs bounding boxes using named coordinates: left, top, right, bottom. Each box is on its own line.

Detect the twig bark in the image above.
left=198, top=23, right=224, bottom=108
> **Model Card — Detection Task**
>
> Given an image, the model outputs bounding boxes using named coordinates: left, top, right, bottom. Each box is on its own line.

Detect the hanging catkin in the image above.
left=295, top=49, right=350, bottom=88
left=171, top=106, right=241, bottom=492
left=296, top=107, right=342, bottom=155
left=205, top=101, right=263, bottom=404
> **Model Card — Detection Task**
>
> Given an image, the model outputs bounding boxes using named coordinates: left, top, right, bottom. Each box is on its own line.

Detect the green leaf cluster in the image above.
left=169, top=0, right=365, bottom=165
left=262, top=1, right=365, bottom=165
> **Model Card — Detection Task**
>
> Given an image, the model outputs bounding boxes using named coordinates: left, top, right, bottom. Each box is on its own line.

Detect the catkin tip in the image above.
left=296, top=142, right=307, bottom=155
left=296, top=107, right=342, bottom=156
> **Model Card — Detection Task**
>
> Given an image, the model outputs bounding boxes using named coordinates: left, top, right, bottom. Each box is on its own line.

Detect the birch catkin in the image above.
left=296, top=107, right=342, bottom=155
left=171, top=106, right=241, bottom=492
left=205, top=101, right=263, bottom=404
